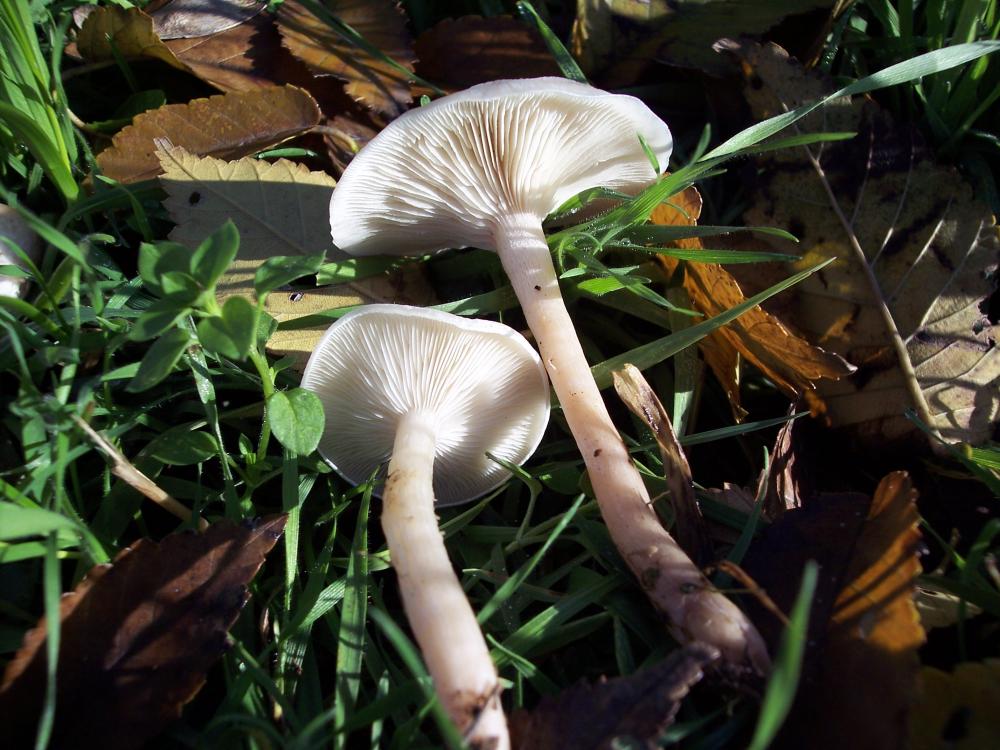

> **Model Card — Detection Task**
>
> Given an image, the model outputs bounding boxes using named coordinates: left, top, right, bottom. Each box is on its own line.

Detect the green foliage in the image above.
left=267, top=388, right=324, bottom=456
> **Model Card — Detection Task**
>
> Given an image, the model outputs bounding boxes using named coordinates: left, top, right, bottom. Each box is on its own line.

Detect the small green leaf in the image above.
left=147, top=430, right=219, bottom=465
left=127, top=327, right=192, bottom=392
left=268, top=388, right=324, bottom=455
left=254, top=253, right=326, bottom=297
left=138, top=241, right=192, bottom=296
left=257, top=310, right=279, bottom=348
left=197, top=295, right=258, bottom=360
left=129, top=298, right=191, bottom=341
left=190, top=220, right=240, bottom=290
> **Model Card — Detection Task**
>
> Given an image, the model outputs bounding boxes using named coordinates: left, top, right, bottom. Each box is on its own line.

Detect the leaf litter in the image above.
left=0, top=516, right=286, bottom=750
left=726, top=40, right=1000, bottom=445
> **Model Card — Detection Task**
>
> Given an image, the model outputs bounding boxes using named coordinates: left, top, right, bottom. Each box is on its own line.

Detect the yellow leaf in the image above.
left=76, top=6, right=191, bottom=73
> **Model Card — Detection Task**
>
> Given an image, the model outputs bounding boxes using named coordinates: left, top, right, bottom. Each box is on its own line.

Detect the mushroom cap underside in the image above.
left=300, top=304, right=551, bottom=506
left=330, top=77, right=673, bottom=257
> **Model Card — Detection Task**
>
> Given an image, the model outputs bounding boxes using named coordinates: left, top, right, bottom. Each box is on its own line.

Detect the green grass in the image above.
left=1, top=3, right=998, bottom=749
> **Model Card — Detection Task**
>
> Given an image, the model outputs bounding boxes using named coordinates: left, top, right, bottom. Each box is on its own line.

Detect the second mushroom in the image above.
left=301, top=304, right=550, bottom=750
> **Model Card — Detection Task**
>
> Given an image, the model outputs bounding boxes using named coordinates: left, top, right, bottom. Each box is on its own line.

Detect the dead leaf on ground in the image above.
left=414, top=15, right=561, bottom=92
left=322, top=114, right=381, bottom=175
left=571, top=0, right=834, bottom=85
left=911, top=660, right=1000, bottom=750
left=95, top=85, right=321, bottom=183
left=652, top=186, right=854, bottom=419
left=161, top=9, right=289, bottom=92
left=157, top=146, right=435, bottom=366
left=277, top=0, right=415, bottom=118
left=150, top=0, right=265, bottom=40
left=728, top=40, right=1000, bottom=445
left=75, top=6, right=191, bottom=73
left=0, top=516, right=286, bottom=750
left=742, top=471, right=924, bottom=750
left=612, top=363, right=710, bottom=563
left=509, top=642, right=718, bottom=750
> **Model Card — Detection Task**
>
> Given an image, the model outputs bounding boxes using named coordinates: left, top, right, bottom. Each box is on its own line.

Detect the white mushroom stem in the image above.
left=496, top=213, right=770, bottom=673
left=382, top=412, right=510, bottom=750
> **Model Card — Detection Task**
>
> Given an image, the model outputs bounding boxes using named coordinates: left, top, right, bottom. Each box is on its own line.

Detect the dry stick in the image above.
left=799, top=143, right=943, bottom=443
left=72, top=415, right=208, bottom=531
left=497, top=214, right=770, bottom=674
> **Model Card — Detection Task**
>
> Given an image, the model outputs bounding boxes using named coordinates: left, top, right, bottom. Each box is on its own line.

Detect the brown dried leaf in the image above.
left=414, top=15, right=561, bottom=92
left=322, top=114, right=380, bottom=175
left=161, top=9, right=289, bottom=91
left=75, top=6, right=190, bottom=72
left=157, top=147, right=435, bottom=367
left=731, top=41, right=1000, bottom=444
left=95, top=85, right=321, bottom=184
left=509, top=642, right=718, bottom=750
left=277, top=0, right=415, bottom=118
left=612, top=363, right=710, bottom=563
left=743, top=472, right=924, bottom=750
left=151, top=0, right=265, bottom=40
left=652, top=188, right=854, bottom=417
left=0, top=516, right=286, bottom=750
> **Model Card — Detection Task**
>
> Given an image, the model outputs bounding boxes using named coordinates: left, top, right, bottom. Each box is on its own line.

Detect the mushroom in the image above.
left=329, top=77, right=769, bottom=673
left=0, top=203, right=41, bottom=299
left=300, top=304, right=550, bottom=749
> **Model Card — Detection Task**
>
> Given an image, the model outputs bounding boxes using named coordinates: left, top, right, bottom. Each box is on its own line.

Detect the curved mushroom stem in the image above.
left=495, top=213, right=770, bottom=674
left=382, top=412, right=510, bottom=750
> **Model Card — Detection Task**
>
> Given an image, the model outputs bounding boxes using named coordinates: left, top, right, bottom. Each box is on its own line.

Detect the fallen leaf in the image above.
left=95, top=85, right=321, bottom=183
left=764, top=408, right=813, bottom=516
left=730, top=41, right=1000, bottom=444
left=652, top=187, right=854, bottom=418
left=571, top=0, right=834, bottom=85
left=75, top=5, right=190, bottom=73
left=742, top=471, right=924, bottom=750
left=0, top=516, right=286, bottom=750
left=911, top=660, right=1000, bottom=750
left=509, top=642, right=718, bottom=750
left=322, top=114, right=380, bottom=174
left=414, top=15, right=561, bottom=92
left=612, top=363, right=710, bottom=563
left=157, top=147, right=435, bottom=365
left=277, top=0, right=415, bottom=118
left=161, top=9, right=288, bottom=91
left=150, top=0, right=265, bottom=39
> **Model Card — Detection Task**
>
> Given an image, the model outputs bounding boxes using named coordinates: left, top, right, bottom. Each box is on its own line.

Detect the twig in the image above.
left=71, top=414, right=208, bottom=531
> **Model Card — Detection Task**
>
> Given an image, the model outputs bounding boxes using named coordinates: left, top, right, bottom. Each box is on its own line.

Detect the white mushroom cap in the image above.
left=0, top=203, right=42, bottom=299
left=300, top=304, right=550, bottom=506
left=330, top=77, right=672, bottom=256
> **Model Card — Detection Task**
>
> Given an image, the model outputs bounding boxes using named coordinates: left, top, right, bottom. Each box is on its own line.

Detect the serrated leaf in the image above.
left=96, top=85, right=321, bottom=184
left=277, top=0, right=415, bottom=117
left=267, top=388, right=324, bottom=455
left=157, top=146, right=437, bottom=366
left=734, top=41, right=1000, bottom=444
left=76, top=6, right=191, bottom=73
